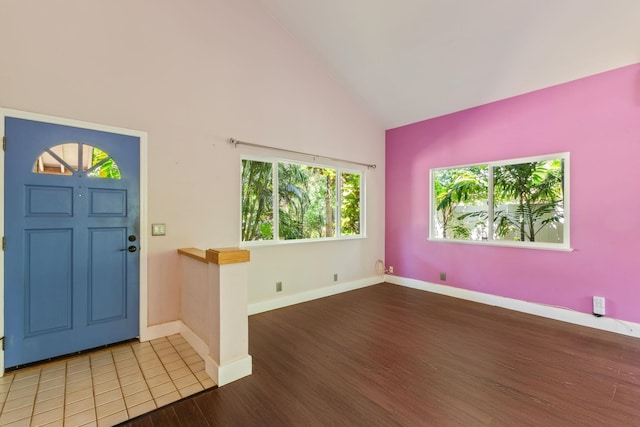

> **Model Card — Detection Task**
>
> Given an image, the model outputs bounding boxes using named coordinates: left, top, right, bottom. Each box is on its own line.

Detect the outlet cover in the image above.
left=593, top=296, right=605, bottom=316
left=276, top=281, right=282, bottom=292
left=440, top=272, right=447, bottom=281
left=333, top=273, right=338, bottom=282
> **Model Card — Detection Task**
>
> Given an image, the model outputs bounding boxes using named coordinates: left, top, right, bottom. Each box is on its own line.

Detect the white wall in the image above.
left=0, top=0, right=384, bottom=324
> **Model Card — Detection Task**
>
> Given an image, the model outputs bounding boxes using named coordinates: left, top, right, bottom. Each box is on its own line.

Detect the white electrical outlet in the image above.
left=593, top=296, right=606, bottom=316
left=388, top=266, right=394, bottom=274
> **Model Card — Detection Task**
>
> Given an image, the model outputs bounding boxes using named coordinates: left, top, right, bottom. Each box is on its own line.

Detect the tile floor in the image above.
left=0, top=334, right=216, bottom=427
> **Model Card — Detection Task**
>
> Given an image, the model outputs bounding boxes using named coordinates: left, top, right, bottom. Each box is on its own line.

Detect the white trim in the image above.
left=430, top=152, right=570, bottom=251
left=214, top=355, right=253, bottom=387
left=249, top=276, right=381, bottom=315
left=0, top=108, right=150, bottom=372
left=385, top=275, right=640, bottom=339
left=140, top=320, right=181, bottom=342
left=178, top=321, right=251, bottom=386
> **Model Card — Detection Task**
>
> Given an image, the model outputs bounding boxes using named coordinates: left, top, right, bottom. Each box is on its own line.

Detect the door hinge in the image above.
left=2, top=135, right=5, bottom=151
left=1, top=337, right=4, bottom=351
left=1, top=236, right=4, bottom=251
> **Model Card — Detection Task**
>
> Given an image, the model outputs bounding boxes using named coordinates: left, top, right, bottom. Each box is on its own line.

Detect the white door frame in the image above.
left=0, top=108, right=149, bottom=375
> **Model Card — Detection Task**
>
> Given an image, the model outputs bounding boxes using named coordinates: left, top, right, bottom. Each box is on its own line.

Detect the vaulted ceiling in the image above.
left=256, top=0, right=640, bottom=129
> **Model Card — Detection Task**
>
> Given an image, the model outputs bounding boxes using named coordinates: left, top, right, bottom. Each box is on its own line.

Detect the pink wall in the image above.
left=386, top=63, right=640, bottom=323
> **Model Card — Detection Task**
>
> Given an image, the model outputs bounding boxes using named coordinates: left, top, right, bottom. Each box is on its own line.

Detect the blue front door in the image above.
left=4, top=117, right=140, bottom=367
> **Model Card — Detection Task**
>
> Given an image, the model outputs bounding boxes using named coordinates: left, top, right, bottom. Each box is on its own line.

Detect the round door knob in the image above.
left=127, top=245, right=137, bottom=253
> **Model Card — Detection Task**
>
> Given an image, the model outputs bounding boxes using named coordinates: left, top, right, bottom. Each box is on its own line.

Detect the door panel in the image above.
left=4, top=117, right=140, bottom=367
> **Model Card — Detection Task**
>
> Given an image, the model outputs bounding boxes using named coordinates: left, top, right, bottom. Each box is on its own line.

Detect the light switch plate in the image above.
left=152, top=223, right=166, bottom=236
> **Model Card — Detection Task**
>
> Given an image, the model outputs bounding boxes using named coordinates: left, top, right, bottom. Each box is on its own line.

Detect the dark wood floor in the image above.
left=120, top=283, right=640, bottom=426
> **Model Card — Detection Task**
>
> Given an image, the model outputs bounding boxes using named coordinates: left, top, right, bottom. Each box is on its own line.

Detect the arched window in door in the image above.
left=33, top=142, right=121, bottom=179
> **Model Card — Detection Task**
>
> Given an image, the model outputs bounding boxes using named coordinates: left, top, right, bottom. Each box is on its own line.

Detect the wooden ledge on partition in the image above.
left=177, top=247, right=208, bottom=263
left=206, top=248, right=250, bottom=265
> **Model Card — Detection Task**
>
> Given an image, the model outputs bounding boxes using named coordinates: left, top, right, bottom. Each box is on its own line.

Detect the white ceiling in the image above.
left=255, top=0, right=640, bottom=129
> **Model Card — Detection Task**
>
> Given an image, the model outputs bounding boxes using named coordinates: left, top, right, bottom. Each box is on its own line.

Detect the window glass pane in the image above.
left=241, top=159, right=274, bottom=241
left=493, top=159, right=564, bottom=243
left=433, top=165, right=489, bottom=240
left=86, top=147, right=121, bottom=179
left=278, top=163, right=336, bottom=240
left=33, top=143, right=121, bottom=179
left=340, top=172, right=361, bottom=236
left=33, top=143, right=78, bottom=175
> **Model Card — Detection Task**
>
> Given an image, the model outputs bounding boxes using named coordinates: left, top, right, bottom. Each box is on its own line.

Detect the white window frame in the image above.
left=240, top=154, right=366, bottom=246
left=429, top=152, right=571, bottom=251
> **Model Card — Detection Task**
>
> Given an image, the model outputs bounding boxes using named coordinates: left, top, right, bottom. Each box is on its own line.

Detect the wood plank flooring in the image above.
left=120, top=283, right=640, bottom=426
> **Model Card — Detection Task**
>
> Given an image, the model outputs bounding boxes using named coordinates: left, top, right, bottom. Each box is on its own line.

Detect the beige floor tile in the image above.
left=0, top=383, right=11, bottom=395
left=0, top=404, right=33, bottom=425
left=90, top=357, right=114, bottom=369
left=178, top=382, right=204, bottom=398
left=0, top=416, right=31, bottom=427
left=145, top=373, right=171, bottom=389
left=33, top=395, right=64, bottom=415
left=13, top=368, right=41, bottom=381
left=116, top=364, right=141, bottom=378
left=41, top=363, right=65, bottom=375
left=183, top=353, right=202, bottom=366
left=141, top=364, right=166, bottom=379
left=201, top=378, right=216, bottom=388
left=121, top=380, right=148, bottom=398
left=149, top=381, right=177, bottom=399
left=30, top=406, right=64, bottom=426
left=155, top=347, right=177, bottom=358
left=94, top=387, right=123, bottom=407
left=168, top=366, right=192, bottom=381
left=39, top=368, right=66, bottom=383
left=66, top=360, right=90, bottom=374
left=154, top=391, right=181, bottom=408
left=119, top=372, right=145, bottom=387
left=2, top=394, right=34, bottom=412
left=163, top=359, right=187, bottom=372
left=95, top=398, right=125, bottom=419
left=65, top=396, right=95, bottom=417
left=7, top=384, right=38, bottom=401
left=65, top=378, right=93, bottom=394
left=159, top=353, right=182, bottom=367
left=91, top=370, right=118, bottom=386
left=123, top=389, right=153, bottom=408
left=66, top=370, right=92, bottom=385
left=126, top=399, right=157, bottom=419
left=92, top=379, right=120, bottom=396
left=174, top=374, right=198, bottom=390
left=64, top=408, right=96, bottom=427
left=10, top=375, right=39, bottom=390
left=64, top=387, right=93, bottom=405
left=38, top=376, right=65, bottom=392
left=0, top=335, right=206, bottom=426
left=90, top=363, right=116, bottom=377
left=97, top=409, right=128, bottom=427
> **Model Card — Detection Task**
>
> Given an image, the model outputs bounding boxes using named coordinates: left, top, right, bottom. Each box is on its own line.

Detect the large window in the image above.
left=241, top=157, right=363, bottom=243
left=430, top=153, right=569, bottom=250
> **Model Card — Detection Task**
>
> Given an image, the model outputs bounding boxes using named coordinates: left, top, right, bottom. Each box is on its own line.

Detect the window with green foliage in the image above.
left=241, top=158, right=363, bottom=242
left=430, top=153, right=569, bottom=250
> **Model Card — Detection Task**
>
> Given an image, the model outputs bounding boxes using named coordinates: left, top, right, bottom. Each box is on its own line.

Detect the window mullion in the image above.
left=488, top=166, right=494, bottom=241
left=273, top=161, right=279, bottom=241
left=336, top=170, right=342, bottom=237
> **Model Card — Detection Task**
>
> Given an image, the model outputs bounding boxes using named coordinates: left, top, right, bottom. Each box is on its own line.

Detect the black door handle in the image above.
left=121, top=245, right=137, bottom=252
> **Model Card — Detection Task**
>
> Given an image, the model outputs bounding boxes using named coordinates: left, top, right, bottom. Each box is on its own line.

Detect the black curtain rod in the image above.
left=228, top=138, right=376, bottom=169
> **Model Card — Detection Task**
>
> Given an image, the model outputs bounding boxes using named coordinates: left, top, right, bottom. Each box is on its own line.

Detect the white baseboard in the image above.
left=139, top=320, right=181, bottom=342
left=211, top=355, right=253, bottom=387
left=178, top=321, right=252, bottom=387
left=248, top=276, right=382, bottom=315
left=385, top=275, right=640, bottom=339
